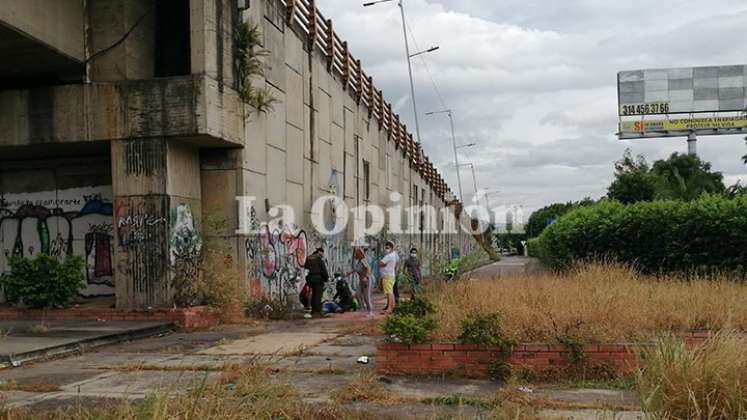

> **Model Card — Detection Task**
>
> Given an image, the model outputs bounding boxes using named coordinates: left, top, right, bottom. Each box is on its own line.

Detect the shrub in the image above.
left=392, top=297, right=434, bottom=318
left=637, top=333, right=747, bottom=419
left=382, top=313, right=435, bottom=344
left=535, top=194, right=747, bottom=275
left=458, top=312, right=512, bottom=346
left=525, top=198, right=595, bottom=238
left=0, top=254, right=85, bottom=309
left=245, top=296, right=296, bottom=321
left=526, top=238, right=543, bottom=259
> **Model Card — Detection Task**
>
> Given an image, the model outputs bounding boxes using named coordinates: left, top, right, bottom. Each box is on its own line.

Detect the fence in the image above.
left=280, top=0, right=450, bottom=201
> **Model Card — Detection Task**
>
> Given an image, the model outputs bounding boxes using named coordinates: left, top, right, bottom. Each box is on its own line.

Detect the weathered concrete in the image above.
left=0, top=77, right=243, bottom=148
left=0, top=0, right=473, bottom=309
left=198, top=332, right=339, bottom=356
left=0, top=0, right=84, bottom=61
left=0, top=320, right=173, bottom=369
left=0, top=318, right=645, bottom=419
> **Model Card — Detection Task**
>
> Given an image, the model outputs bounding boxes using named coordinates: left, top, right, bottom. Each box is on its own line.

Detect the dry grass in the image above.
left=29, top=323, right=49, bottom=334
left=0, top=363, right=378, bottom=420
left=331, top=370, right=410, bottom=405
left=0, top=382, right=61, bottom=393
left=427, top=263, right=747, bottom=343
left=637, top=333, right=747, bottom=419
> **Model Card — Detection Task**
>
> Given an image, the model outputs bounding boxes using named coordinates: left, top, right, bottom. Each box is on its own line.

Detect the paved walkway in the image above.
left=468, top=256, right=546, bottom=279
left=0, top=314, right=643, bottom=419
left=0, top=320, right=172, bottom=369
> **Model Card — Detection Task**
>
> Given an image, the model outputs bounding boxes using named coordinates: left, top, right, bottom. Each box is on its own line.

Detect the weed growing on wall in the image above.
left=234, top=19, right=278, bottom=115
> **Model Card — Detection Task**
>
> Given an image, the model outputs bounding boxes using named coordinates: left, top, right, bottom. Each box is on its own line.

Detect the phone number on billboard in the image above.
left=621, top=103, right=670, bottom=116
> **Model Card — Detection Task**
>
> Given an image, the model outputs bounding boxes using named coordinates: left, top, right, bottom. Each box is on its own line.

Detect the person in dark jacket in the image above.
left=333, top=273, right=354, bottom=313
left=303, top=248, right=329, bottom=316
left=404, top=247, right=422, bottom=298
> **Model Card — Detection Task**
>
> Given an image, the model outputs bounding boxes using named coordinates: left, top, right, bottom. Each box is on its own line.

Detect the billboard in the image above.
left=617, top=65, right=747, bottom=140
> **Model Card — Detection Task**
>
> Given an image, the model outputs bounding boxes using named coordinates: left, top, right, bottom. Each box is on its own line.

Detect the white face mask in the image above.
left=410, top=253, right=417, bottom=257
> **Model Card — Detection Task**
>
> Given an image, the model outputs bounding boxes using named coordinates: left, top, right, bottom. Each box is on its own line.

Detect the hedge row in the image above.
left=534, top=195, right=747, bottom=274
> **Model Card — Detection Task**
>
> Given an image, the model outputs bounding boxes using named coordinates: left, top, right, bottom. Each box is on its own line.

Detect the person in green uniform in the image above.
left=303, top=247, right=329, bottom=316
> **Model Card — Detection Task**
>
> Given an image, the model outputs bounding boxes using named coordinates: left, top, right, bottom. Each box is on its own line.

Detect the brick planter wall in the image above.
left=0, top=306, right=220, bottom=330
left=377, top=332, right=715, bottom=378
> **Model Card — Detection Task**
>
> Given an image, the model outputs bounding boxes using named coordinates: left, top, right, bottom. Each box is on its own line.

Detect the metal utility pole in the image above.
left=688, top=132, right=697, bottom=156
left=426, top=110, right=467, bottom=204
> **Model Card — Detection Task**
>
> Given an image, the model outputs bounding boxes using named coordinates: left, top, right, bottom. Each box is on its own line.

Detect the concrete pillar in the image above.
left=111, top=138, right=202, bottom=309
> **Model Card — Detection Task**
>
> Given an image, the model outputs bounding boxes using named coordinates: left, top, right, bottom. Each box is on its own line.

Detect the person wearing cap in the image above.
left=303, top=247, right=329, bottom=316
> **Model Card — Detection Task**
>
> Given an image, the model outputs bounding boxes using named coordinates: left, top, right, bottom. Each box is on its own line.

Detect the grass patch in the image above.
left=331, top=371, right=408, bottom=405
left=0, top=363, right=379, bottom=419
left=28, top=323, right=49, bottom=334
left=336, top=320, right=383, bottom=337
left=427, top=263, right=747, bottom=343
left=422, top=394, right=495, bottom=409
left=0, top=382, right=61, bottom=393
left=637, top=332, right=747, bottom=419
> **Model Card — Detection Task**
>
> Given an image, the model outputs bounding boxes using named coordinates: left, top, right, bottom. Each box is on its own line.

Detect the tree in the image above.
left=607, top=149, right=657, bottom=204
left=525, top=198, right=595, bottom=238
left=652, top=153, right=725, bottom=201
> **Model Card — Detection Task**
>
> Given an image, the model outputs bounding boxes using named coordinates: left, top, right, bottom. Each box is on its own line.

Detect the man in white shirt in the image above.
left=378, top=241, right=399, bottom=314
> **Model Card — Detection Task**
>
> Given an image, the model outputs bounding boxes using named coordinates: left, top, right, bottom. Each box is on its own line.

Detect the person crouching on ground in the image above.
left=378, top=241, right=399, bottom=314
left=333, top=273, right=354, bottom=313
left=303, top=247, right=329, bottom=317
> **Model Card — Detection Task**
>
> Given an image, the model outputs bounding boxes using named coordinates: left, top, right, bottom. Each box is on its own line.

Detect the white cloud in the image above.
left=316, top=0, right=747, bottom=214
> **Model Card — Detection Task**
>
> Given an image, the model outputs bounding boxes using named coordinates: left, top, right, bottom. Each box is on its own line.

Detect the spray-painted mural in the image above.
left=0, top=187, right=115, bottom=297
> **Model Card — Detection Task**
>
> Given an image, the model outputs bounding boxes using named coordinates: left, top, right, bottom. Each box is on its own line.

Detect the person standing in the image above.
left=303, top=247, right=329, bottom=317
left=347, top=247, right=372, bottom=315
left=404, top=247, right=422, bottom=299
left=378, top=241, right=399, bottom=314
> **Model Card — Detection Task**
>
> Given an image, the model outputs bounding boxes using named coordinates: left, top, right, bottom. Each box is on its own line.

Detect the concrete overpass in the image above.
left=0, top=0, right=85, bottom=89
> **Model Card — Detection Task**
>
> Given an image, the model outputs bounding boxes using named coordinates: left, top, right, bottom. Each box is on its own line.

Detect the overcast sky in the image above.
left=316, top=0, right=747, bottom=217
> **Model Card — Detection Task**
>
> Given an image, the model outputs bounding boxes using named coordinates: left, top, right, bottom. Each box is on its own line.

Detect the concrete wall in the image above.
left=0, top=0, right=473, bottom=308
left=201, top=0, right=467, bottom=304
left=0, top=0, right=85, bottom=61
left=0, top=156, right=115, bottom=297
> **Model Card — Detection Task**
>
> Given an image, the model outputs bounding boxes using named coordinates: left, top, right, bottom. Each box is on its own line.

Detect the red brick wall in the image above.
left=0, top=306, right=219, bottom=330
left=376, top=337, right=716, bottom=378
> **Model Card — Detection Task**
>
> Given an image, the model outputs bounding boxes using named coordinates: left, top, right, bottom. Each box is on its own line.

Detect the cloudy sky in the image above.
left=316, top=0, right=747, bottom=217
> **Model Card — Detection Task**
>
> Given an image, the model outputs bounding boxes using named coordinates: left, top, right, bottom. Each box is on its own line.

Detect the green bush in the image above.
left=245, top=297, right=296, bottom=320
left=382, top=314, right=435, bottom=344
left=526, top=198, right=595, bottom=238
left=393, top=297, right=434, bottom=318
left=535, top=195, right=747, bottom=274
left=458, top=312, right=512, bottom=346
left=0, top=255, right=85, bottom=309
left=526, top=238, right=543, bottom=259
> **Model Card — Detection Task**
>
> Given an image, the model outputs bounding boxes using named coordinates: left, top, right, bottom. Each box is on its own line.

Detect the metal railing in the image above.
left=280, top=0, right=451, bottom=201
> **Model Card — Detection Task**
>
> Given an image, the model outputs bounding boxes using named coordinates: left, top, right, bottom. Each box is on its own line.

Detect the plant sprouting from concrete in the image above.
left=234, top=19, right=278, bottom=115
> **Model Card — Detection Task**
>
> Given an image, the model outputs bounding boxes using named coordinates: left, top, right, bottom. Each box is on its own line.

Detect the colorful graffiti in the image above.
left=243, top=217, right=390, bottom=305
left=245, top=224, right=309, bottom=303
left=0, top=189, right=115, bottom=297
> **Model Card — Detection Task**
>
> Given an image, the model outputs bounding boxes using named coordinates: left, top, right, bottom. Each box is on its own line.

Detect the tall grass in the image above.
left=426, top=263, right=747, bottom=343
left=0, top=363, right=374, bottom=420
left=637, top=333, right=747, bottom=419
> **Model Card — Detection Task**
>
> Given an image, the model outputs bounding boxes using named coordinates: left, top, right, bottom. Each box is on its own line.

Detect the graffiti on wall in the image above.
left=114, top=196, right=170, bottom=305
left=245, top=223, right=309, bottom=303
left=0, top=188, right=115, bottom=297
left=170, top=204, right=202, bottom=305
